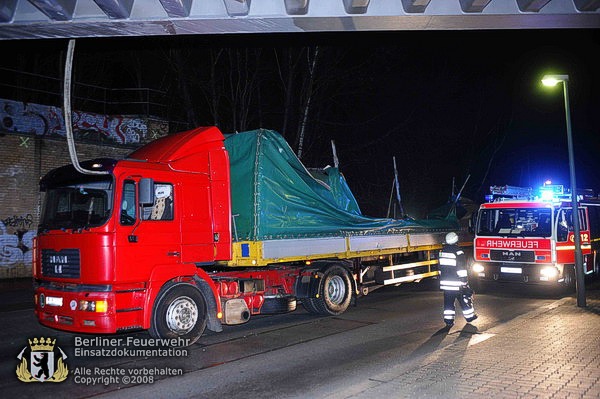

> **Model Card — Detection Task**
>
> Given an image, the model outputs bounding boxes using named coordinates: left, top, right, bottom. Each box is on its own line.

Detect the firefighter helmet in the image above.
left=445, top=232, right=459, bottom=245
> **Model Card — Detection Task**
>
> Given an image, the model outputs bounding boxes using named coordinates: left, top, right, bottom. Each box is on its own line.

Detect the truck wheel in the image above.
left=149, top=283, right=207, bottom=345
left=562, top=265, right=576, bottom=293
left=301, top=265, right=352, bottom=316
left=261, top=296, right=297, bottom=314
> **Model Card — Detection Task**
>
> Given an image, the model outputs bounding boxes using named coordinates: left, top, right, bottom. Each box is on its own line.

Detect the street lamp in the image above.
left=541, top=74, right=586, bottom=307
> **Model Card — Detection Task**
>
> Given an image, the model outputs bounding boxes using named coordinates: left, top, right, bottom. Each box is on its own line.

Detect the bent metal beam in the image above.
left=0, top=0, right=598, bottom=40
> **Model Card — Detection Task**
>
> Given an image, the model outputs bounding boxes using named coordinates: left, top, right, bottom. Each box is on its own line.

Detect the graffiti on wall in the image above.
left=0, top=219, right=34, bottom=268
left=0, top=98, right=148, bottom=144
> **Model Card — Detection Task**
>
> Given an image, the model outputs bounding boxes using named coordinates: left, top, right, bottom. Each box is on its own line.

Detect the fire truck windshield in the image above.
left=39, top=177, right=114, bottom=232
left=476, top=208, right=553, bottom=238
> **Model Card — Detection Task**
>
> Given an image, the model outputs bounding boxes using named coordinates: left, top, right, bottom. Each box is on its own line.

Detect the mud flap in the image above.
left=193, top=276, right=223, bottom=332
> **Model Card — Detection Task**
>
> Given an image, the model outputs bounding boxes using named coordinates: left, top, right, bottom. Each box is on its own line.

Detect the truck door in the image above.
left=115, top=179, right=181, bottom=281
left=555, top=207, right=592, bottom=272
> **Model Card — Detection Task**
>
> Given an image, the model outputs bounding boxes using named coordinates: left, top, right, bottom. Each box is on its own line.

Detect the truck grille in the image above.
left=490, top=249, right=535, bottom=263
left=42, top=249, right=81, bottom=278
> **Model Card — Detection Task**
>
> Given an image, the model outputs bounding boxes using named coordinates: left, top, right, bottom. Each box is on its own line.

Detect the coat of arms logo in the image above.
left=16, top=337, right=69, bottom=382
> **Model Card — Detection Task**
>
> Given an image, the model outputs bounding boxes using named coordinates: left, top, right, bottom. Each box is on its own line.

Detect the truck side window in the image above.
left=557, top=209, right=571, bottom=242
left=120, top=181, right=136, bottom=225
left=142, top=183, right=174, bottom=221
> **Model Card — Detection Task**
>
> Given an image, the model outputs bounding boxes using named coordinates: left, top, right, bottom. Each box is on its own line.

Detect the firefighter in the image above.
left=439, top=232, right=478, bottom=327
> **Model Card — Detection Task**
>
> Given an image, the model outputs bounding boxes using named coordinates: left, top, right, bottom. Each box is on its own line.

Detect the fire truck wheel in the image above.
left=149, top=283, right=207, bottom=345
left=302, top=265, right=352, bottom=316
left=562, top=265, right=576, bottom=293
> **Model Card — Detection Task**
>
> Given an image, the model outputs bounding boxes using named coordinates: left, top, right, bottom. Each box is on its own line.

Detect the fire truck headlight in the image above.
left=472, top=263, right=485, bottom=273
left=540, top=267, right=558, bottom=279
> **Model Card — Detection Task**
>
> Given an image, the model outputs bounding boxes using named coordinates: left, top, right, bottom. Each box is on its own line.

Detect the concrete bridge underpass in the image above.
left=0, top=0, right=599, bottom=40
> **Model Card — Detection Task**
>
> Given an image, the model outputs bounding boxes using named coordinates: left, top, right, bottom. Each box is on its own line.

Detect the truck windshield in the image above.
left=477, top=208, right=552, bottom=238
left=39, top=177, right=113, bottom=231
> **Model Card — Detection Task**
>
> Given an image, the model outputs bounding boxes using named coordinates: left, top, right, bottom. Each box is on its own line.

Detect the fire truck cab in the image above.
left=471, top=184, right=600, bottom=289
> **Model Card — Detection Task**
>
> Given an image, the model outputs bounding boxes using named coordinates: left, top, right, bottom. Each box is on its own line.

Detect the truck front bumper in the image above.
left=34, top=284, right=117, bottom=334
left=470, top=262, right=565, bottom=285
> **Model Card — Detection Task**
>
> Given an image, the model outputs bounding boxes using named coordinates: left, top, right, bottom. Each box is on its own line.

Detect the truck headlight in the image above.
left=472, top=263, right=485, bottom=273
left=79, top=300, right=108, bottom=312
left=540, top=267, right=558, bottom=278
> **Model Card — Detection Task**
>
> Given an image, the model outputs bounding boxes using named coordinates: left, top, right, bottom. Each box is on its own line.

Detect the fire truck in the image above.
left=33, top=127, right=469, bottom=344
left=471, top=184, right=600, bottom=289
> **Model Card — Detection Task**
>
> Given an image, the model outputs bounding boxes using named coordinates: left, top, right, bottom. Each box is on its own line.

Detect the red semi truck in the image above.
left=33, top=127, right=468, bottom=344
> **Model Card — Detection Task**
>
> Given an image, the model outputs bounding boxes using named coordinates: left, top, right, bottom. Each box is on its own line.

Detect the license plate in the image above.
left=501, top=267, right=522, bottom=274
left=46, top=296, right=63, bottom=306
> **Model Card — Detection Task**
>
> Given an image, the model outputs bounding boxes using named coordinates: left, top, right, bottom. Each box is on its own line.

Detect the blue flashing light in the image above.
left=540, top=190, right=555, bottom=201
left=539, top=183, right=565, bottom=202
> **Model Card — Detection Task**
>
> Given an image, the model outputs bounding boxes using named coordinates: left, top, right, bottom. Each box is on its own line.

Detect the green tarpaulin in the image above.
left=225, top=129, right=459, bottom=241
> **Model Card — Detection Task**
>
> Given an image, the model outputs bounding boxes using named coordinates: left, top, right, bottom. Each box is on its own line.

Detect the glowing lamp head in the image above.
left=541, top=74, right=569, bottom=87
left=542, top=77, right=560, bottom=87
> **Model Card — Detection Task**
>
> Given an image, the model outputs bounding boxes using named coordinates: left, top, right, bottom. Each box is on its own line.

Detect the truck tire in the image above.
left=149, top=283, right=207, bottom=345
left=301, top=264, right=352, bottom=316
left=261, top=296, right=297, bottom=314
left=562, top=264, right=576, bottom=294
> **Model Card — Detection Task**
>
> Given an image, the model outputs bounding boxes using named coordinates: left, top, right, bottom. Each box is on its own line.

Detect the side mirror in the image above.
left=139, top=178, right=155, bottom=206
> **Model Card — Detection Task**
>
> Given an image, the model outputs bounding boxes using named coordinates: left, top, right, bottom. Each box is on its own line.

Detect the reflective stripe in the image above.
left=441, top=286, right=460, bottom=291
left=439, top=252, right=456, bottom=259
left=440, top=280, right=463, bottom=286
left=457, top=270, right=468, bottom=277
left=439, top=258, right=457, bottom=266
left=463, top=308, right=475, bottom=316
left=456, top=250, right=464, bottom=255
left=444, top=315, right=455, bottom=320
left=444, top=310, right=455, bottom=315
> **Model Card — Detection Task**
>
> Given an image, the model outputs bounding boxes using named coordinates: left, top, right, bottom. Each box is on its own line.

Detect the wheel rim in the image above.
left=326, top=275, right=346, bottom=305
left=166, top=296, right=198, bottom=334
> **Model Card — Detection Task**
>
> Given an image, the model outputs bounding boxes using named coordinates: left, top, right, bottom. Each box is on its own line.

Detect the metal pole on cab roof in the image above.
left=63, top=39, right=108, bottom=176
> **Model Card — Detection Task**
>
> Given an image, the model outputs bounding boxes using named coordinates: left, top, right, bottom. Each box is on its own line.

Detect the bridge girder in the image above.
left=0, top=0, right=598, bottom=40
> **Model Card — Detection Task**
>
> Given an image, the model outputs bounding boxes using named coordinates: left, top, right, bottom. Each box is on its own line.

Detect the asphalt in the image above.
left=330, top=286, right=600, bottom=399
left=2, top=278, right=599, bottom=398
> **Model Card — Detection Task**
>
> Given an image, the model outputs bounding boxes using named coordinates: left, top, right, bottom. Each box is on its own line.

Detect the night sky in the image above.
left=1, top=28, right=599, bottom=218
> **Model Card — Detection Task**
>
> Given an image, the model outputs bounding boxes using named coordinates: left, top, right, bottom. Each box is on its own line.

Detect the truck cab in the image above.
left=34, top=127, right=230, bottom=340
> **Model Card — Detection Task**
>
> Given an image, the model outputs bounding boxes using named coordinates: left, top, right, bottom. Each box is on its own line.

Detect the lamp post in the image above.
left=541, top=74, right=586, bottom=307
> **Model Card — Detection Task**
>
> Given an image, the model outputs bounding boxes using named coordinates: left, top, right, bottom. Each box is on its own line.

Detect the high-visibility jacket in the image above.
left=438, top=243, right=468, bottom=291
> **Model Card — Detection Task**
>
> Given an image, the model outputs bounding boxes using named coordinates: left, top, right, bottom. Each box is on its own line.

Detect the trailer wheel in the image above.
left=149, top=283, right=207, bottom=345
left=301, top=265, right=352, bottom=316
